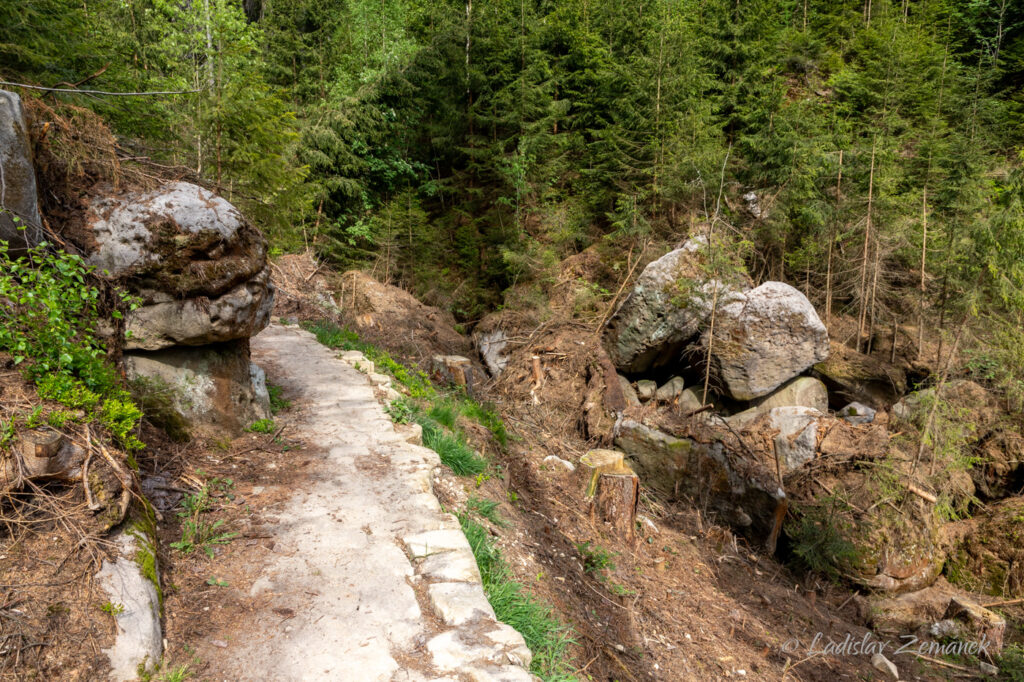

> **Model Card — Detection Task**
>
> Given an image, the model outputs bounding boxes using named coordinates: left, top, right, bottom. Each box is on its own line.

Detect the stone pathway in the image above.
left=204, top=324, right=533, bottom=681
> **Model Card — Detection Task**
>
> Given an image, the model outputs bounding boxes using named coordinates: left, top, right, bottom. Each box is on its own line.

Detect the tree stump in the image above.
left=578, top=449, right=639, bottom=541
left=20, top=428, right=64, bottom=477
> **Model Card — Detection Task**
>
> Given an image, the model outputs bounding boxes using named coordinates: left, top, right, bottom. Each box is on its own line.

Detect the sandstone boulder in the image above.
left=704, top=281, right=829, bottom=400
left=83, top=181, right=273, bottom=350
left=0, top=90, right=43, bottom=252
left=767, top=406, right=821, bottom=472
left=617, top=375, right=640, bottom=408
left=727, top=376, right=828, bottom=427
left=813, top=341, right=906, bottom=408
left=125, top=340, right=271, bottom=438
left=614, top=419, right=783, bottom=534
left=636, top=380, right=656, bottom=402
left=603, top=239, right=749, bottom=373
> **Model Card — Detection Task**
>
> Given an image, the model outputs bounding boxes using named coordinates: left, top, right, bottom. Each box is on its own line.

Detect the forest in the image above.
left=3, top=0, right=1022, bottom=331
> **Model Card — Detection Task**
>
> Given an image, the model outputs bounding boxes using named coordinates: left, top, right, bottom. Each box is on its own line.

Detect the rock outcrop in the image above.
left=75, top=181, right=273, bottom=436
left=603, top=240, right=749, bottom=374
left=125, top=340, right=271, bottom=437
left=83, top=181, right=273, bottom=350
left=614, top=419, right=784, bottom=535
left=703, top=282, right=829, bottom=400
left=0, top=90, right=44, bottom=252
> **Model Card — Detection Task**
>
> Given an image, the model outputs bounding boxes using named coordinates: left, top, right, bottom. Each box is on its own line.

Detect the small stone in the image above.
left=838, top=401, right=877, bottom=425
left=636, top=380, right=657, bottom=402
left=485, top=623, right=533, bottom=668
left=543, top=455, right=575, bottom=472
left=655, top=376, right=686, bottom=403
left=210, top=639, right=228, bottom=648
left=871, top=653, right=899, bottom=680
left=368, top=372, right=391, bottom=387
left=980, top=662, right=999, bottom=676
left=428, top=582, right=496, bottom=625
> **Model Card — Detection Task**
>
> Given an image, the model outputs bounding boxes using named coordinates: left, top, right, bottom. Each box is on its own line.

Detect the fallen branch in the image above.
left=906, top=483, right=937, bottom=504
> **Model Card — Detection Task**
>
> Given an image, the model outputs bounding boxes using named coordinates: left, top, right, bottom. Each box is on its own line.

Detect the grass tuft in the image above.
left=458, top=513, right=576, bottom=681
left=418, top=417, right=487, bottom=476
left=468, top=495, right=506, bottom=526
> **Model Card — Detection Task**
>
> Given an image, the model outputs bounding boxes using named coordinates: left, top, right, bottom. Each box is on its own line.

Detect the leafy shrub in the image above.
left=0, top=243, right=143, bottom=450
left=246, top=418, right=275, bottom=434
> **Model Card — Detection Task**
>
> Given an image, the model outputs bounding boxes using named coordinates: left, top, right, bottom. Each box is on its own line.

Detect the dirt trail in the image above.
left=194, top=324, right=533, bottom=681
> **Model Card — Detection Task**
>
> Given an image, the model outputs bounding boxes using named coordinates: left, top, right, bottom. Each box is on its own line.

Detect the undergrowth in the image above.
left=458, top=513, right=576, bottom=681
left=0, top=242, right=143, bottom=451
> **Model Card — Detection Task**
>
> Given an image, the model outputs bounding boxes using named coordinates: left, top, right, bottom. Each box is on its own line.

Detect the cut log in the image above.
left=578, top=449, right=639, bottom=540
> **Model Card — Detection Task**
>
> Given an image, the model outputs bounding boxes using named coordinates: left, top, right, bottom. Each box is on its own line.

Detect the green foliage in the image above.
left=100, top=601, right=125, bottom=617
left=458, top=513, right=576, bottom=681
left=999, top=644, right=1024, bottom=681
left=246, top=419, right=276, bottom=434
left=467, top=496, right=506, bottom=527
left=576, top=541, right=615, bottom=574
left=267, top=382, right=291, bottom=415
left=788, top=495, right=861, bottom=581
left=417, top=417, right=487, bottom=477
left=169, top=481, right=238, bottom=559
left=0, top=243, right=143, bottom=450
left=427, top=401, right=458, bottom=430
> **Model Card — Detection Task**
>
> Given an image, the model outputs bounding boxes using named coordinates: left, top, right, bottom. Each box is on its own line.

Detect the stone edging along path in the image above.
left=199, top=324, right=535, bottom=681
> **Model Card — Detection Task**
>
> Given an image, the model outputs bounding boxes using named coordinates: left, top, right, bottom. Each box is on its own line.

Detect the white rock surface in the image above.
left=768, top=406, right=821, bottom=471
left=428, top=582, right=497, bottom=625
left=196, top=324, right=532, bottom=681
left=705, top=281, right=829, bottom=400
left=97, top=534, right=161, bottom=681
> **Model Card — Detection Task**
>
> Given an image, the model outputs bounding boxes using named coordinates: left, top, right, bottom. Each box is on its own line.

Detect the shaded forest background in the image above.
left=3, top=0, right=1024, bottom=357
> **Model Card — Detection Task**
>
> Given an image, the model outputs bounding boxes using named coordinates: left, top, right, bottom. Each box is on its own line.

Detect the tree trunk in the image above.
left=857, top=140, right=876, bottom=353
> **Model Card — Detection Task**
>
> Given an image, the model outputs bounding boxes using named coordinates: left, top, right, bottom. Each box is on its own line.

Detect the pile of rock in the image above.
left=83, top=181, right=274, bottom=437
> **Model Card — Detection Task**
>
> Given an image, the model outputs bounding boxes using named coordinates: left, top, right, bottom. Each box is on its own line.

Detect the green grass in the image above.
left=459, top=513, right=576, bottom=681
left=418, top=417, right=487, bottom=476
left=468, top=495, right=506, bottom=526
left=267, top=381, right=291, bottom=414
left=427, top=400, right=459, bottom=429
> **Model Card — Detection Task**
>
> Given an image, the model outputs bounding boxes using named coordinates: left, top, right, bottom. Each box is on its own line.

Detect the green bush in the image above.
left=0, top=243, right=143, bottom=450
left=246, top=418, right=275, bottom=434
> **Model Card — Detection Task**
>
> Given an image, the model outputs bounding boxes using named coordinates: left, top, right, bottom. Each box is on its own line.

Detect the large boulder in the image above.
left=124, top=340, right=271, bottom=438
left=703, top=281, right=829, bottom=400
left=727, top=376, right=828, bottom=427
left=83, top=181, right=273, bottom=350
left=614, top=419, right=784, bottom=534
left=603, top=239, right=749, bottom=374
left=813, top=341, right=906, bottom=409
left=0, top=90, right=44, bottom=252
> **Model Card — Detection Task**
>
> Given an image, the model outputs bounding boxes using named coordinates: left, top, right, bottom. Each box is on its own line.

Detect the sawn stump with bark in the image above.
left=578, top=449, right=639, bottom=542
